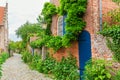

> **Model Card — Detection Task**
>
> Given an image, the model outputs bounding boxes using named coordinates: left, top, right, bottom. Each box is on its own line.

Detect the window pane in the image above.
left=57, top=16, right=63, bottom=36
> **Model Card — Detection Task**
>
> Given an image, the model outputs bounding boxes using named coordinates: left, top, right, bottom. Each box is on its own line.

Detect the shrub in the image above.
left=29, top=54, right=41, bottom=70
left=0, top=52, right=9, bottom=78
left=52, top=55, right=79, bottom=80
left=0, top=52, right=9, bottom=64
left=46, top=36, right=62, bottom=52
left=21, top=50, right=32, bottom=63
left=37, top=57, right=56, bottom=74
left=100, top=24, right=120, bottom=62
left=31, top=54, right=56, bottom=74
left=113, top=70, right=120, bottom=80
left=41, top=57, right=56, bottom=74
left=21, top=51, right=79, bottom=80
left=83, top=59, right=112, bottom=80
left=100, top=9, right=120, bottom=62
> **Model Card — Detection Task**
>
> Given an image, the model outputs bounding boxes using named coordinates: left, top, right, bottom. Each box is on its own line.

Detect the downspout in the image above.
left=32, top=48, right=34, bottom=56
left=99, top=0, right=102, bottom=31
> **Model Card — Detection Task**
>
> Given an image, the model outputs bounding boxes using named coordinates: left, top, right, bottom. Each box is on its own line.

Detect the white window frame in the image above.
left=57, top=16, right=63, bottom=36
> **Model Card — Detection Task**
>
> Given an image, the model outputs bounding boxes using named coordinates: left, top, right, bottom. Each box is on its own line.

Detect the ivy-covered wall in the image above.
left=51, top=15, right=58, bottom=36
left=50, top=0, right=79, bottom=65
left=50, top=0, right=119, bottom=62
left=92, top=0, right=118, bottom=59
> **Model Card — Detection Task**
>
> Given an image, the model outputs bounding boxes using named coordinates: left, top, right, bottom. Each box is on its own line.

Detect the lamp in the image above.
left=42, top=23, right=47, bottom=29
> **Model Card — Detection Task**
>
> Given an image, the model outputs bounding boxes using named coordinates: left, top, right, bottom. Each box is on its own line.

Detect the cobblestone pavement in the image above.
left=1, top=54, right=52, bottom=80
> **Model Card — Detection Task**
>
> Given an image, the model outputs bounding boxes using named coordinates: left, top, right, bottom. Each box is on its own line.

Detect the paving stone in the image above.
left=0, top=54, right=52, bottom=80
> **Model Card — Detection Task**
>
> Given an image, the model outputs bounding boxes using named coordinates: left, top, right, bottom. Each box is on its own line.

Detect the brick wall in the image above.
left=50, top=0, right=60, bottom=7
left=50, top=0, right=79, bottom=65
left=0, top=3, right=8, bottom=53
left=91, top=0, right=118, bottom=60
left=51, top=15, right=58, bottom=36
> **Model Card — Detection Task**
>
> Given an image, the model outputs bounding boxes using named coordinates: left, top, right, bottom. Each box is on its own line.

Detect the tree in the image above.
left=16, top=21, right=42, bottom=43
left=8, top=41, right=16, bottom=52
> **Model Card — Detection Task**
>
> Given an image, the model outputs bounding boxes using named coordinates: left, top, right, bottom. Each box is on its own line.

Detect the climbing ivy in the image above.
left=108, top=9, right=120, bottom=24
left=46, top=36, right=62, bottom=52
left=41, top=2, right=57, bottom=35
left=41, top=2, right=57, bottom=25
left=112, top=0, right=120, bottom=4
left=59, top=0, right=87, bottom=47
left=100, top=24, right=120, bottom=62
left=30, top=1, right=87, bottom=52
left=30, top=35, right=52, bottom=48
left=100, top=9, right=120, bottom=62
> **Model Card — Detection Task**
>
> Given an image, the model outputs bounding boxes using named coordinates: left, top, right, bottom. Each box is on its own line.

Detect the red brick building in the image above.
left=0, top=3, right=9, bottom=53
left=49, top=0, right=118, bottom=66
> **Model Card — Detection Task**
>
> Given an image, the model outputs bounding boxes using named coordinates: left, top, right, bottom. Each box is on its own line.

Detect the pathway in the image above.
left=1, top=54, right=52, bottom=80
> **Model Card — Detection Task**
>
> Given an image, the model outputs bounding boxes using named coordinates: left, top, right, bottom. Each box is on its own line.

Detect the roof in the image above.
left=0, top=6, right=5, bottom=25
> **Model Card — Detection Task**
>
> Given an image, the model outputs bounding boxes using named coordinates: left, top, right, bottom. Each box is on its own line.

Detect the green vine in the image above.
left=30, top=35, right=52, bottom=48
left=30, top=1, right=87, bottom=52
left=83, top=59, right=112, bottom=80
left=100, top=9, right=120, bottom=62
left=59, top=0, right=87, bottom=47
left=41, top=2, right=57, bottom=35
left=46, top=36, right=62, bottom=52
left=112, top=0, right=120, bottom=4
left=22, top=51, right=79, bottom=80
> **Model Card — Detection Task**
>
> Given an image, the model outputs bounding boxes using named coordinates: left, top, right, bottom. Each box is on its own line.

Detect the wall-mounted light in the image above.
left=41, top=23, right=47, bottom=29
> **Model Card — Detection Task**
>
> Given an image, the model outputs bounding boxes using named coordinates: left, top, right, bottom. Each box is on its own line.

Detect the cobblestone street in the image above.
left=1, top=54, right=52, bottom=80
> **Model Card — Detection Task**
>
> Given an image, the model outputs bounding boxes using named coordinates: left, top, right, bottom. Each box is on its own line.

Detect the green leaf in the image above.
left=106, top=73, right=111, bottom=78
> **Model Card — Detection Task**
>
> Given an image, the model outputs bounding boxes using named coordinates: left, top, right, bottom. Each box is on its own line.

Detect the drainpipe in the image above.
left=32, top=48, right=34, bottom=56
left=99, top=0, right=102, bottom=31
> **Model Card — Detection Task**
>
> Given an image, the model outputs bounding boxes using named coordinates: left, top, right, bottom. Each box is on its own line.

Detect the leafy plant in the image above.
left=0, top=52, right=9, bottom=64
left=30, top=35, right=52, bottom=48
left=59, top=0, right=87, bottom=46
left=16, top=22, right=42, bottom=44
left=22, top=51, right=79, bottom=80
left=9, top=41, right=25, bottom=54
left=30, top=54, right=41, bottom=70
left=41, top=2, right=57, bottom=25
left=112, top=0, right=120, bottom=4
left=21, top=50, right=33, bottom=63
left=83, top=59, right=112, bottom=80
left=52, top=55, right=79, bottom=80
left=100, top=8, right=120, bottom=79
left=39, top=56, right=56, bottom=74
left=113, top=70, right=120, bottom=80
left=100, top=9, right=120, bottom=62
left=0, top=52, right=9, bottom=78
left=34, top=1, right=87, bottom=51
left=46, top=36, right=62, bottom=52
left=41, top=2, right=57, bottom=35
left=30, top=39, right=44, bottom=48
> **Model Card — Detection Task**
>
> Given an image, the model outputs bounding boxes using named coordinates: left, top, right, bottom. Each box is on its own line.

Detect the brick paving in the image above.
left=1, top=54, right=52, bottom=80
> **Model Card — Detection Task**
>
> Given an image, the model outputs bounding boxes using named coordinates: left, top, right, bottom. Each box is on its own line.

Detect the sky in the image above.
left=0, top=0, right=49, bottom=41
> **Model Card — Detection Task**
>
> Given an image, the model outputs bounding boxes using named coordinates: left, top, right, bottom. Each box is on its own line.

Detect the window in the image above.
left=57, top=16, right=63, bottom=36
left=57, top=15, right=67, bottom=36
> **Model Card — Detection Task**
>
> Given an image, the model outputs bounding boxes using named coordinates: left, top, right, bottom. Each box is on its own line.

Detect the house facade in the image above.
left=0, top=3, right=9, bottom=53
left=49, top=0, right=118, bottom=73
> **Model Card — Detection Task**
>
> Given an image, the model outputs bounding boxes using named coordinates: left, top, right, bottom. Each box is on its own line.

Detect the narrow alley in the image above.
left=1, top=54, right=52, bottom=80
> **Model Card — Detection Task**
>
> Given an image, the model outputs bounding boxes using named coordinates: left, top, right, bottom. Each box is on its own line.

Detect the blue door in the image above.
left=78, top=30, right=91, bottom=79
